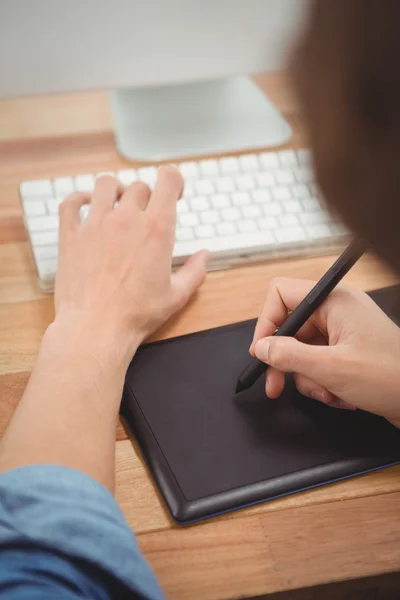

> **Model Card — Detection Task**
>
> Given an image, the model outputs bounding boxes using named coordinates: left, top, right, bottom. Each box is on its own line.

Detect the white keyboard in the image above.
left=19, top=148, right=348, bottom=292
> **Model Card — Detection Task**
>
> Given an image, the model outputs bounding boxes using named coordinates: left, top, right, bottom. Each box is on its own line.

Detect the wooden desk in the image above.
left=1, top=73, right=400, bottom=599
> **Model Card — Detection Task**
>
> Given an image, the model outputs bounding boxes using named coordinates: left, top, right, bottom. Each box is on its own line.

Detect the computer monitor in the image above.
left=0, top=0, right=307, bottom=161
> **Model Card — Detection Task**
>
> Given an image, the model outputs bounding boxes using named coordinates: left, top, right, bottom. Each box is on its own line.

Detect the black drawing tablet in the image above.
left=121, top=285, right=400, bottom=524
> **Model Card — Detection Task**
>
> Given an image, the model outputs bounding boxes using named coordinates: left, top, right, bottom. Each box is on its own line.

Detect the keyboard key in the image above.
left=179, top=213, right=199, bottom=227
left=33, top=245, right=58, bottom=261
left=20, top=179, right=53, bottom=198
left=259, top=217, right=278, bottom=230
left=37, top=258, right=57, bottom=280
left=232, top=192, right=251, bottom=207
left=303, top=197, right=321, bottom=212
left=221, top=207, right=241, bottom=221
left=190, top=196, right=209, bottom=211
left=176, top=227, right=194, bottom=241
left=138, top=167, right=157, bottom=185
left=176, top=199, right=189, bottom=214
left=196, top=224, right=215, bottom=239
left=219, top=157, right=239, bottom=174
left=183, top=182, right=194, bottom=197
left=239, top=154, right=259, bottom=171
left=259, top=152, right=279, bottom=169
left=215, top=177, right=235, bottom=193
left=30, top=230, right=59, bottom=246
left=201, top=210, right=219, bottom=225
left=80, top=205, right=90, bottom=220
left=330, top=223, right=348, bottom=237
left=252, top=189, right=272, bottom=204
left=195, top=180, right=214, bottom=195
left=263, top=202, right=282, bottom=216
left=206, top=230, right=276, bottom=254
left=179, top=161, right=198, bottom=178
left=242, top=205, right=261, bottom=219
left=117, top=169, right=137, bottom=186
left=294, top=166, right=313, bottom=183
left=211, top=194, right=230, bottom=210
left=199, top=159, right=219, bottom=176
left=53, top=177, right=75, bottom=197
left=235, top=174, right=255, bottom=191
left=278, top=150, right=298, bottom=167
left=256, top=172, right=275, bottom=187
left=272, top=186, right=291, bottom=202
left=173, top=240, right=202, bottom=259
left=306, top=224, right=332, bottom=239
left=275, top=227, right=307, bottom=244
left=217, top=222, right=237, bottom=236
left=238, top=220, right=258, bottom=234
left=23, top=200, right=46, bottom=217
left=283, top=200, right=302, bottom=214
left=47, top=197, right=65, bottom=214
left=297, top=149, right=311, bottom=165
left=292, top=184, right=310, bottom=199
left=299, top=211, right=330, bottom=226
left=29, top=216, right=59, bottom=231
left=280, top=215, right=299, bottom=228
left=276, top=169, right=295, bottom=185
left=75, top=174, right=95, bottom=192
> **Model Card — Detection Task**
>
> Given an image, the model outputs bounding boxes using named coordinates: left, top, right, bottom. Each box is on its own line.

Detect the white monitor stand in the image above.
left=109, top=76, right=292, bottom=162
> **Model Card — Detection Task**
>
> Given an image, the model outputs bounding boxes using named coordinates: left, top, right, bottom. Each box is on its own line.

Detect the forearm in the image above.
left=0, top=317, right=137, bottom=492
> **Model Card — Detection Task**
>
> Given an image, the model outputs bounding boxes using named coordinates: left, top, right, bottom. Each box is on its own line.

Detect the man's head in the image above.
left=292, top=0, right=400, bottom=272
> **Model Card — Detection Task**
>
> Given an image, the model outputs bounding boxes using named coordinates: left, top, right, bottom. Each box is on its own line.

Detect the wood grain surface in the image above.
left=1, top=73, right=399, bottom=599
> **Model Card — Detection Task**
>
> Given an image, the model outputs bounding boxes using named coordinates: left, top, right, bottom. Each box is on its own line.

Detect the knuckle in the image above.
left=111, top=206, right=132, bottom=230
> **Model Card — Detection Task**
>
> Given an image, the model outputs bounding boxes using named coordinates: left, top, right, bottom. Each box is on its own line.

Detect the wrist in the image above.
left=42, top=314, right=141, bottom=375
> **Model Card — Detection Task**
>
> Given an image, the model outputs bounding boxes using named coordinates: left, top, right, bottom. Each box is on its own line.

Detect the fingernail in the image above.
left=255, top=339, right=270, bottom=362
left=334, top=399, right=357, bottom=411
left=311, top=389, right=328, bottom=403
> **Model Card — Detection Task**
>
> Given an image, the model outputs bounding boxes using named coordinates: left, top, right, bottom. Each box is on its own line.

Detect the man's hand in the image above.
left=54, top=167, right=209, bottom=366
left=251, top=278, right=400, bottom=427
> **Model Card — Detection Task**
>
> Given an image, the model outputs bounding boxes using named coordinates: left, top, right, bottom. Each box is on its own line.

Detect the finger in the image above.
left=59, top=192, right=91, bottom=244
left=118, top=181, right=151, bottom=212
left=265, top=367, right=285, bottom=399
left=90, top=176, right=123, bottom=216
left=250, top=320, right=326, bottom=356
left=148, top=165, right=184, bottom=227
left=251, top=278, right=323, bottom=352
left=293, top=373, right=335, bottom=404
left=254, top=335, right=338, bottom=388
left=170, top=250, right=210, bottom=313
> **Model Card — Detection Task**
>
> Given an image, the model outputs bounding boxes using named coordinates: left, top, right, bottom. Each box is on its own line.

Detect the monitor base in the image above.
left=109, top=76, right=292, bottom=162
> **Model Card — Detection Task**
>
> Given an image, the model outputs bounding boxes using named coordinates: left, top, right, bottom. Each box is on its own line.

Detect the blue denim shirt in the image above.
left=0, top=466, right=165, bottom=599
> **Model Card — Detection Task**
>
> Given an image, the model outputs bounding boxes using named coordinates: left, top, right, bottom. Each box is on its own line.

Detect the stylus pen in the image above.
left=235, top=239, right=366, bottom=394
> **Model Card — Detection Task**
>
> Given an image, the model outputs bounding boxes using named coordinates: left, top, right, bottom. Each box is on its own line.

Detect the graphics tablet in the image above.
left=121, top=285, right=400, bottom=524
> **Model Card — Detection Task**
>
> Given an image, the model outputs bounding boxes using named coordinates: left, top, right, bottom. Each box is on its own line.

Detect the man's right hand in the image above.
left=251, top=278, right=400, bottom=428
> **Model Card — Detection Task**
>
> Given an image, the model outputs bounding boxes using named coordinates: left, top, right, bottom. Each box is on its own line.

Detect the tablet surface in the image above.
left=121, top=285, right=400, bottom=523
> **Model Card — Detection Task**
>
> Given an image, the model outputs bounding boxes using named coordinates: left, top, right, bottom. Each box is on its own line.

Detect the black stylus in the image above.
left=235, top=239, right=366, bottom=394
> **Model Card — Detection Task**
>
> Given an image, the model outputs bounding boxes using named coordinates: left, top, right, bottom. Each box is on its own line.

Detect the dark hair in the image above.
left=291, top=0, right=400, bottom=272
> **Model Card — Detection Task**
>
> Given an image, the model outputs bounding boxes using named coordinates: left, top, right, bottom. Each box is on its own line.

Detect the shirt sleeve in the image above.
left=0, top=465, right=165, bottom=600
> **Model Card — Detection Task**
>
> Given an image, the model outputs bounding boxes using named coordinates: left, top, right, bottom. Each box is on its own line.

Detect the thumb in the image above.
left=170, top=250, right=210, bottom=312
left=254, top=336, right=336, bottom=387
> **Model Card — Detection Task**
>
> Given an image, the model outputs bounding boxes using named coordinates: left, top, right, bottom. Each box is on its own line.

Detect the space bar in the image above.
left=173, top=231, right=278, bottom=259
